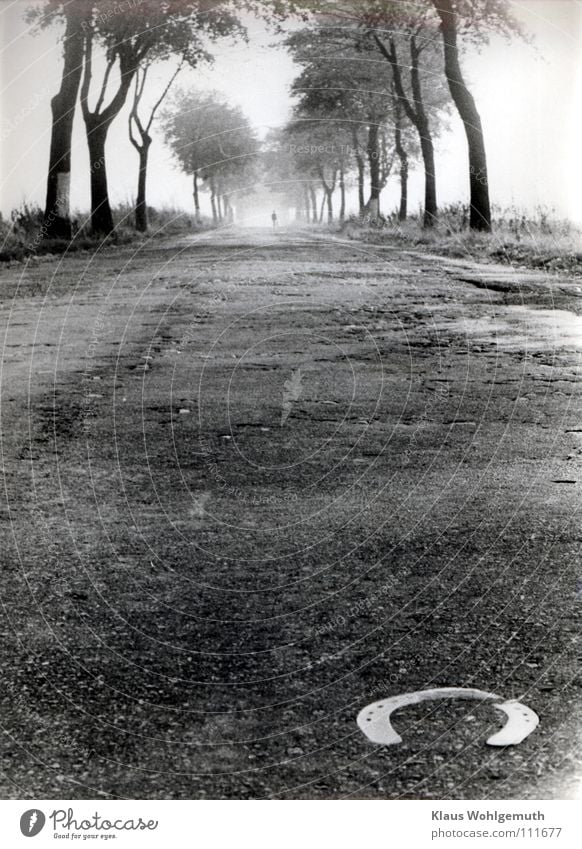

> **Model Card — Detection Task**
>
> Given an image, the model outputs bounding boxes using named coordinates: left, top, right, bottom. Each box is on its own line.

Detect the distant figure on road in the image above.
left=271, top=210, right=278, bottom=228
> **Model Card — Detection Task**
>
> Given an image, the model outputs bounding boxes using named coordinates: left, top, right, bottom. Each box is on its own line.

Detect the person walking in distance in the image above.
left=271, top=210, right=278, bottom=228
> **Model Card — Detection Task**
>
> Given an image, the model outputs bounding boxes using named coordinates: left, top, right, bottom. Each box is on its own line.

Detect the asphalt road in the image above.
left=1, top=227, right=581, bottom=799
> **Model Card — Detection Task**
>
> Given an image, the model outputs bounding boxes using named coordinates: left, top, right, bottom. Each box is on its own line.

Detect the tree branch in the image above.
left=100, top=66, right=137, bottom=126
left=130, top=67, right=147, bottom=141
left=316, top=162, right=331, bottom=194
left=80, top=30, right=93, bottom=122
left=409, top=35, right=429, bottom=133
left=138, top=64, right=148, bottom=102
left=146, top=60, right=183, bottom=134
left=379, top=129, right=396, bottom=189
left=373, top=34, right=418, bottom=128
left=128, top=119, right=141, bottom=151
left=329, top=166, right=338, bottom=194
left=129, top=74, right=142, bottom=152
left=95, top=53, right=116, bottom=115
left=82, top=35, right=138, bottom=133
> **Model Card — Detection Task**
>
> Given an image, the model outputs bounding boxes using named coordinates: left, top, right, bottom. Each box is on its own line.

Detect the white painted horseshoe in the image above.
left=357, top=687, right=539, bottom=747
left=486, top=699, right=539, bottom=746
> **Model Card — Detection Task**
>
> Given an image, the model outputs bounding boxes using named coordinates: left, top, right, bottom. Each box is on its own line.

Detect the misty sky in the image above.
left=1, top=0, right=581, bottom=222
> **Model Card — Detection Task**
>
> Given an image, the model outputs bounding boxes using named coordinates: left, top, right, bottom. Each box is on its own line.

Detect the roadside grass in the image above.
left=342, top=204, right=582, bottom=275
left=4, top=200, right=581, bottom=276
left=0, top=202, right=209, bottom=263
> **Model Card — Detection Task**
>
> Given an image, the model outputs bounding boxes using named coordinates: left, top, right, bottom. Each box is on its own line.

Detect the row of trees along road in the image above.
left=36, top=0, right=523, bottom=239
left=280, top=0, right=522, bottom=229
left=277, top=23, right=449, bottom=225
left=161, top=91, right=260, bottom=225
left=34, top=0, right=290, bottom=238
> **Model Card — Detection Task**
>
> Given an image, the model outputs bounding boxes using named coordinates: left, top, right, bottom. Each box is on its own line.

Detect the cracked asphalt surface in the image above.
left=0, top=227, right=581, bottom=799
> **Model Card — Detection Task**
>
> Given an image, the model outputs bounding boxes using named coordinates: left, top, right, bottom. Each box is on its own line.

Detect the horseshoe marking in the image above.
left=487, top=700, right=539, bottom=746
left=357, top=687, right=539, bottom=748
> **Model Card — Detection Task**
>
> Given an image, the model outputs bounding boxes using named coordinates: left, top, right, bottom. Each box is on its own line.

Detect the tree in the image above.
left=351, top=124, right=366, bottom=216
left=287, top=25, right=399, bottom=221
left=162, top=92, right=219, bottom=221
left=163, top=91, right=259, bottom=224
left=392, top=95, right=409, bottom=221
left=301, top=4, right=448, bottom=224
left=372, top=28, right=442, bottom=227
left=279, top=119, right=352, bottom=223
left=430, top=0, right=522, bottom=231
left=31, top=1, right=89, bottom=240
left=36, top=1, right=308, bottom=236
left=78, top=1, right=244, bottom=234
left=286, top=23, right=432, bottom=222
left=129, top=59, right=186, bottom=232
left=312, top=0, right=523, bottom=230
left=262, top=128, right=314, bottom=222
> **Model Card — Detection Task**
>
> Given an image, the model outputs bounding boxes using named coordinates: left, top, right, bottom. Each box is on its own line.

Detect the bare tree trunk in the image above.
left=410, top=36, right=437, bottom=227
left=339, top=164, right=346, bottom=222
left=135, top=139, right=150, bottom=232
left=419, top=133, right=437, bottom=227
left=81, top=32, right=136, bottom=235
left=193, top=171, right=201, bottom=224
left=316, top=166, right=337, bottom=224
left=432, top=0, right=491, bottom=231
left=85, top=120, right=114, bottom=235
left=351, top=126, right=365, bottom=215
left=44, top=4, right=86, bottom=240
left=130, top=62, right=183, bottom=233
left=209, top=178, right=218, bottom=224
left=318, top=192, right=326, bottom=223
left=326, top=189, right=333, bottom=223
left=130, top=62, right=183, bottom=235
left=366, top=123, right=381, bottom=220
left=356, top=157, right=366, bottom=215
left=309, top=184, right=317, bottom=222
left=375, top=34, right=437, bottom=227
left=394, top=101, right=409, bottom=221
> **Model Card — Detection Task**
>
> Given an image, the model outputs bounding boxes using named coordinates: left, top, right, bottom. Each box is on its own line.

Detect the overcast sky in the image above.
left=1, top=0, right=581, bottom=222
